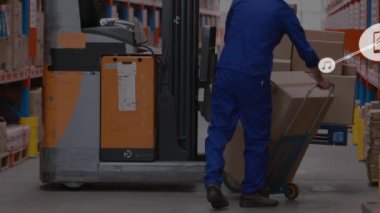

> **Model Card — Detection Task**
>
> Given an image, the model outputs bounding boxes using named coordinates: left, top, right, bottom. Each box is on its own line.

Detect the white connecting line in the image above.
left=335, top=43, right=375, bottom=64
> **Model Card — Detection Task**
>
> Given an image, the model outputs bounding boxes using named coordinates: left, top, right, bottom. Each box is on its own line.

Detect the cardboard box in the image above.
left=274, top=36, right=293, bottom=60
left=342, top=64, right=357, bottom=76
left=305, top=30, right=345, bottom=42
left=5, top=125, right=30, bottom=151
left=323, top=75, right=356, bottom=125
left=225, top=72, right=333, bottom=183
left=5, top=37, right=13, bottom=70
left=292, top=40, right=344, bottom=75
left=34, top=12, right=44, bottom=67
left=272, top=59, right=291, bottom=72
left=30, top=88, right=42, bottom=117
left=271, top=71, right=333, bottom=141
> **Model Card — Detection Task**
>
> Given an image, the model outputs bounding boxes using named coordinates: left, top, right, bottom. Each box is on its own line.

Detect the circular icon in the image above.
left=359, top=23, right=380, bottom=62
left=318, top=58, right=336, bottom=74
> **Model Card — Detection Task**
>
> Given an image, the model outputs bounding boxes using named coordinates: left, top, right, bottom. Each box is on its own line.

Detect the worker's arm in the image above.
left=280, top=7, right=331, bottom=89
left=224, top=0, right=238, bottom=42
left=280, top=7, right=319, bottom=69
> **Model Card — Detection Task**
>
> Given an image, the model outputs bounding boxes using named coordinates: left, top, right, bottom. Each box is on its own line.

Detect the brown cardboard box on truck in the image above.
left=225, top=71, right=333, bottom=184
left=292, top=40, right=344, bottom=75
left=272, top=59, right=291, bottom=72
left=305, top=30, right=345, bottom=42
left=270, top=72, right=334, bottom=141
left=274, top=36, right=293, bottom=60
left=322, top=75, right=356, bottom=125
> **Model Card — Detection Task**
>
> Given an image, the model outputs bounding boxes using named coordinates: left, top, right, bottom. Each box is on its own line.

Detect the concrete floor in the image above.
left=0, top=135, right=377, bottom=213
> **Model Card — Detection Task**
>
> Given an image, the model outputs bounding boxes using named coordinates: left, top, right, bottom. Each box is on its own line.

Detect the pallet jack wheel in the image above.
left=284, top=183, right=299, bottom=201
left=222, top=171, right=241, bottom=193
left=63, top=182, right=84, bottom=190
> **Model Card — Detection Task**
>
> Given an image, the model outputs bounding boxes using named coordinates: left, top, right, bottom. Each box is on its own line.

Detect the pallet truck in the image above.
left=40, top=0, right=216, bottom=188
left=223, top=85, right=335, bottom=200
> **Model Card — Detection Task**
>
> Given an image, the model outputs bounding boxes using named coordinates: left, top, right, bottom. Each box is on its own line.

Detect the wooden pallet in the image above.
left=8, top=146, right=28, bottom=167
left=0, top=152, right=9, bottom=172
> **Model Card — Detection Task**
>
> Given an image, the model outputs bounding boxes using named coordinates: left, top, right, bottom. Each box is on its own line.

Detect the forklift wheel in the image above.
left=284, top=183, right=299, bottom=201
left=63, top=183, right=84, bottom=190
left=222, top=172, right=241, bottom=193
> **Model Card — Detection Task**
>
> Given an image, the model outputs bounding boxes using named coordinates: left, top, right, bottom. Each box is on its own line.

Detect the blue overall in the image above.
left=204, top=0, right=320, bottom=195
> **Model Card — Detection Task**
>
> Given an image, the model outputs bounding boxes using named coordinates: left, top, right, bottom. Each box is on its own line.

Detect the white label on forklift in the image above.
left=117, top=62, right=137, bottom=111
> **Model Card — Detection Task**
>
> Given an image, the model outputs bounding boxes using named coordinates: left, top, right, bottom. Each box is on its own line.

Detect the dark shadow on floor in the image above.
left=39, top=182, right=198, bottom=193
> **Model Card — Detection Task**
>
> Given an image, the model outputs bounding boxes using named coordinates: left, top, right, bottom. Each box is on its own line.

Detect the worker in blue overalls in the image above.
left=204, top=0, right=331, bottom=209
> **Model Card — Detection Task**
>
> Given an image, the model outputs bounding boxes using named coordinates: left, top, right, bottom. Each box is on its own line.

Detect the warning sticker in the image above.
left=117, top=62, right=137, bottom=111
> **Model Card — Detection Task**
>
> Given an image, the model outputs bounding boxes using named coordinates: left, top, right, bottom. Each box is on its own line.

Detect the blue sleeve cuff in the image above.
left=304, top=50, right=320, bottom=69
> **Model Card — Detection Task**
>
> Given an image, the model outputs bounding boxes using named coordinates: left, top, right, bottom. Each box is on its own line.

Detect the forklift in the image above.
left=40, top=0, right=217, bottom=188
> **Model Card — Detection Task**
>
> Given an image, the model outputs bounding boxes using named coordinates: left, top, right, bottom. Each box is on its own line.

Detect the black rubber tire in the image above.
left=63, top=182, right=84, bottom=190
left=284, top=183, right=299, bottom=201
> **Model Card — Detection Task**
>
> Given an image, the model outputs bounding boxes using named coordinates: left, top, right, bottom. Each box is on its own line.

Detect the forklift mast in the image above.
left=158, top=0, right=200, bottom=161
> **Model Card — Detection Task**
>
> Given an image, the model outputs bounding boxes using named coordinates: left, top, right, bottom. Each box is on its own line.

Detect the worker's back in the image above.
left=218, top=0, right=293, bottom=77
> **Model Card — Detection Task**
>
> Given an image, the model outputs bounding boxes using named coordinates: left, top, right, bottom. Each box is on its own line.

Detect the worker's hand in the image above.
left=317, top=78, right=332, bottom=90
left=311, top=68, right=332, bottom=90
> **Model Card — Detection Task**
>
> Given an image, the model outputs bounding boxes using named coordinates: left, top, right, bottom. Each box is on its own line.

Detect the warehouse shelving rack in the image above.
left=103, top=0, right=224, bottom=50
left=326, top=0, right=377, bottom=104
left=0, top=66, right=42, bottom=84
left=325, top=0, right=379, bottom=160
left=0, top=0, right=43, bottom=118
left=0, top=0, right=43, bottom=172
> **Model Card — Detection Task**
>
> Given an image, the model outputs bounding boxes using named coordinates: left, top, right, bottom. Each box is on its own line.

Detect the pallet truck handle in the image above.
left=307, top=84, right=335, bottom=135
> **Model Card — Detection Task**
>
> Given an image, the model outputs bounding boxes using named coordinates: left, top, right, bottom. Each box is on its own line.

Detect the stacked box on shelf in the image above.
left=354, top=0, right=361, bottom=29
left=11, top=0, right=29, bottom=70
left=364, top=102, right=378, bottom=160
left=5, top=125, right=29, bottom=152
left=366, top=108, right=380, bottom=184
left=349, top=0, right=354, bottom=30
left=360, top=0, right=367, bottom=30
left=371, top=0, right=379, bottom=26
left=0, top=0, right=30, bottom=71
left=34, top=11, right=43, bottom=67
left=6, top=125, right=29, bottom=166
left=0, top=3, right=13, bottom=70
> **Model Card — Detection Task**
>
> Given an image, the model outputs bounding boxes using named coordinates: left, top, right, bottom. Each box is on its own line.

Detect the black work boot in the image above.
left=240, top=193, right=279, bottom=208
left=206, top=185, right=229, bottom=209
